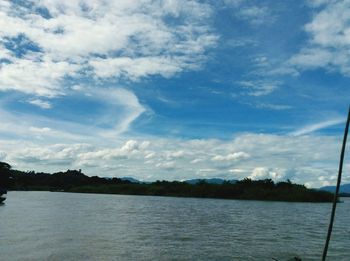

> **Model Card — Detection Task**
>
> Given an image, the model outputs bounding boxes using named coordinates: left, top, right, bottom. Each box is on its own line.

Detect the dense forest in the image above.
left=0, top=161, right=334, bottom=202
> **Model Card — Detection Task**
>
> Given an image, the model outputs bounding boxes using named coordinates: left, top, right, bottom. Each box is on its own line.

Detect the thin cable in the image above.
left=322, top=106, right=350, bottom=261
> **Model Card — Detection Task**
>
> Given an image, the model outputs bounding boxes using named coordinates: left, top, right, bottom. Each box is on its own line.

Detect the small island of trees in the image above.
left=0, top=161, right=333, bottom=202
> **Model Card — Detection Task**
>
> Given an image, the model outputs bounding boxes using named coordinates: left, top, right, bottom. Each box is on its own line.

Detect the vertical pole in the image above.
left=322, top=106, right=350, bottom=261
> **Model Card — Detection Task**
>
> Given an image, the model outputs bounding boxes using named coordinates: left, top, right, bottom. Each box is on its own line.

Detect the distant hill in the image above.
left=319, top=183, right=350, bottom=193
left=184, top=178, right=237, bottom=185
left=120, top=177, right=142, bottom=183
left=121, top=177, right=237, bottom=185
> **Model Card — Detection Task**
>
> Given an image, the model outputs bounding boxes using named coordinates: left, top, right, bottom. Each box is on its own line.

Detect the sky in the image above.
left=0, top=0, right=350, bottom=187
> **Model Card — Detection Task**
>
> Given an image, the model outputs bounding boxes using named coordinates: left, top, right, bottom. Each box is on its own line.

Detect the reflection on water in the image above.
left=0, top=192, right=349, bottom=261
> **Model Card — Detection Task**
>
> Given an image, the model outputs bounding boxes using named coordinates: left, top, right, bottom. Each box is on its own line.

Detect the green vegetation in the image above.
left=0, top=162, right=333, bottom=202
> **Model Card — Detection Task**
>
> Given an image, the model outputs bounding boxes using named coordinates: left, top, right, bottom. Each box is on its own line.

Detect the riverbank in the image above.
left=11, top=180, right=333, bottom=202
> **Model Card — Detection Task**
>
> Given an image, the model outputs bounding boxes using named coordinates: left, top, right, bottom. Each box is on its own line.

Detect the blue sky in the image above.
left=0, top=0, right=350, bottom=187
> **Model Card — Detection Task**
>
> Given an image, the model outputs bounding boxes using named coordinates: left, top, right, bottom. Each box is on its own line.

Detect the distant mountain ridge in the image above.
left=120, top=177, right=142, bottom=183
left=319, top=183, right=350, bottom=193
left=120, top=177, right=238, bottom=185
left=184, top=178, right=237, bottom=185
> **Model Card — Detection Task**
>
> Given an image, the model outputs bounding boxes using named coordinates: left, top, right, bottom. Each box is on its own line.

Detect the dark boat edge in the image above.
left=0, top=188, right=7, bottom=203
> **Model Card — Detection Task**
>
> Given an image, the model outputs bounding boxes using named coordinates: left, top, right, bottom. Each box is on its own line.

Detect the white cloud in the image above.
left=89, top=56, right=184, bottom=80
left=2, top=133, right=345, bottom=187
left=11, top=143, right=92, bottom=166
left=0, top=0, right=217, bottom=96
left=28, top=99, right=52, bottom=109
left=93, top=88, right=146, bottom=136
left=237, top=6, right=273, bottom=25
left=0, top=87, right=145, bottom=140
left=156, top=161, right=175, bottom=170
left=190, top=158, right=204, bottom=164
left=0, top=57, right=78, bottom=97
left=211, top=152, right=250, bottom=161
left=145, top=152, right=156, bottom=159
left=267, top=66, right=300, bottom=77
left=223, top=0, right=243, bottom=7
left=290, top=1, right=350, bottom=76
left=226, top=38, right=258, bottom=48
left=0, top=108, right=85, bottom=141
left=237, top=80, right=280, bottom=96
left=290, top=118, right=344, bottom=136
left=198, top=168, right=217, bottom=173
left=253, top=103, right=292, bottom=110
left=306, top=0, right=336, bottom=7
left=229, top=168, right=246, bottom=173
left=222, top=1, right=274, bottom=26
left=167, top=150, right=186, bottom=159
left=248, top=167, right=286, bottom=181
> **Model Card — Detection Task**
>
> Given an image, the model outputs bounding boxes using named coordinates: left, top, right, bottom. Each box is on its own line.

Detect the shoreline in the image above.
left=8, top=185, right=334, bottom=203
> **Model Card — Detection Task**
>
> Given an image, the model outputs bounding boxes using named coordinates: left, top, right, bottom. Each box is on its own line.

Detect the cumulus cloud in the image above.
left=11, top=143, right=92, bottom=166
left=248, top=167, right=286, bottom=181
left=0, top=0, right=217, bottom=96
left=289, top=1, right=350, bottom=76
left=0, top=57, right=77, bottom=97
left=2, top=133, right=346, bottom=187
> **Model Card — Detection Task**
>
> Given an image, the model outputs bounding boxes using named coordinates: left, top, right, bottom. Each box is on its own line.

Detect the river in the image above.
left=0, top=191, right=349, bottom=260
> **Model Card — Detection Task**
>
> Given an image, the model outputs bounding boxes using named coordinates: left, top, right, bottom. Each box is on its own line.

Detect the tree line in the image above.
left=0, top=161, right=333, bottom=202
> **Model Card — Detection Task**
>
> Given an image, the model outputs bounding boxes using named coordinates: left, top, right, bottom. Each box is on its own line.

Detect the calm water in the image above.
left=0, top=192, right=349, bottom=261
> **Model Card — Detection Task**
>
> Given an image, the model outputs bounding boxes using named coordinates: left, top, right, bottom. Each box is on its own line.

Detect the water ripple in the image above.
left=0, top=192, right=349, bottom=261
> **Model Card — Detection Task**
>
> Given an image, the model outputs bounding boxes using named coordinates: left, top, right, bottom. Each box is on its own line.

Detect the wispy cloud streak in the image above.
left=290, top=118, right=344, bottom=136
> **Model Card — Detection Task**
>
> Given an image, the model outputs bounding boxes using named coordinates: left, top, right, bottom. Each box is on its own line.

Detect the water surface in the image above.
left=0, top=191, right=349, bottom=260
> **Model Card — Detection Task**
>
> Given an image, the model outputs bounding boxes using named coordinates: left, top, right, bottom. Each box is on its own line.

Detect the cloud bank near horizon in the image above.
left=1, top=133, right=346, bottom=188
